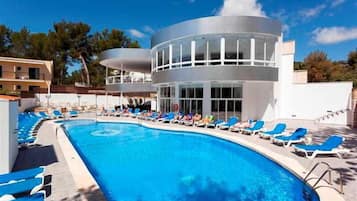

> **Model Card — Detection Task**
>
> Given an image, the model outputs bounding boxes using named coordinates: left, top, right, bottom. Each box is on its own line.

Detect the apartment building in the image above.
left=0, top=57, right=53, bottom=93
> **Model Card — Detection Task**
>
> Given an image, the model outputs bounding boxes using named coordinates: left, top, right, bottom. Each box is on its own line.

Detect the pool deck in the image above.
left=13, top=113, right=357, bottom=201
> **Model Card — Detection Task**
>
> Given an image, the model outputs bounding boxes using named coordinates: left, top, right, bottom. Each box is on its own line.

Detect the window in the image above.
left=208, top=38, right=220, bottom=65
left=225, top=37, right=237, bottom=64
left=16, top=85, right=21, bottom=90
left=29, top=86, right=40, bottom=92
left=266, top=38, right=276, bottom=66
left=255, top=38, right=265, bottom=61
left=0, top=85, right=3, bottom=89
left=172, top=43, right=181, bottom=68
left=16, top=66, right=21, bottom=71
left=239, top=38, right=251, bottom=65
left=181, top=41, right=191, bottom=64
left=157, top=50, right=163, bottom=67
left=195, top=38, right=207, bottom=65
left=163, top=47, right=169, bottom=65
left=29, top=68, right=40, bottom=80
left=0, top=65, right=2, bottom=78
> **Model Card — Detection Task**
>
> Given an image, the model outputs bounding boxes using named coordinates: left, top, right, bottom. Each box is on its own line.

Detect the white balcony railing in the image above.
left=106, top=74, right=152, bottom=85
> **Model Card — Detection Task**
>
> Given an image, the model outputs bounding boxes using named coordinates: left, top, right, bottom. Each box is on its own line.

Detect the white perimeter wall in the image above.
left=19, top=98, right=38, bottom=112
left=36, top=93, right=130, bottom=108
left=290, top=82, right=353, bottom=125
left=242, top=82, right=278, bottom=121
left=0, top=100, right=18, bottom=174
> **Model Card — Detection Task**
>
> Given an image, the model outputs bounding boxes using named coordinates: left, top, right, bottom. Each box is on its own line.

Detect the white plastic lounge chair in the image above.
left=0, top=190, right=45, bottom=201
left=0, top=167, right=44, bottom=184
left=0, top=177, right=44, bottom=197
left=259, top=123, right=286, bottom=139
left=219, top=117, right=239, bottom=130
left=241, top=120, right=264, bottom=135
left=293, top=135, right=346, bottom=159
left=271, top=128, right=307, bottom=147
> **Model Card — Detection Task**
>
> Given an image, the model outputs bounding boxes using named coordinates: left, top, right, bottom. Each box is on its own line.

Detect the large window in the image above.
left=153, top=34, right=277, bottom=72
left=208, top=38, right=220, bottom=65
left=239, top=38, right=251, bottom=65
left=179, top=85, right=203, bottom=114
left=211, top=84, right=242, bottom=121
left=0, top=65, right=2, bottom=78
left=195, top=38, right=207, bottom=66
left=225, top=37, right=237, bottom=65
left=29, top=68, right=40, bottom=80
left=159, top=86, right=175, bottom=113
left=172, top=43, right=181, bottom=68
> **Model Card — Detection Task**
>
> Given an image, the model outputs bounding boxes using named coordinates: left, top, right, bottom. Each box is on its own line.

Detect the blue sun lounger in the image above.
left=206, top=119, right=224, bottom=128
left=241, top=120, right=265, bottom=135
left=0, top=167, right=44, bottom=184
left=271, top=128, right=307, bottom=147
left=0, top=178, right=44, bottom=197
left=38, top=112, right=50, bottom=120
left=219, top=117, right=239, bottom=130
left=0, top=190, right=45, bottom=201
left=69, top=110, right=79, bottom=117
left=293, top=135, right=346, bottom=159
left=162, top=112, right=175, bottom=123
left=52, top=110, right=63, bottom=118
left=260, top=123, right=286, bottom=139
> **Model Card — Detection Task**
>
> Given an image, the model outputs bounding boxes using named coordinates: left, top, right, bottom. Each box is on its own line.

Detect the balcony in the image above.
left=106, top=74, right=152, bottom=85
left=0, top=71, right=46, bottom=82
left=105, top=74, right=156, bottom=93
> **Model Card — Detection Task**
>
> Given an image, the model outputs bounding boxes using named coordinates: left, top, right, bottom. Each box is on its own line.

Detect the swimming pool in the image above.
left=62, top=120, right=319, bottom=201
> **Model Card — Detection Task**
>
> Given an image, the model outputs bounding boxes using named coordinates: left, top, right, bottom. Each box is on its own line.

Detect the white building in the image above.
left=100, top=16, right=352, bottom=125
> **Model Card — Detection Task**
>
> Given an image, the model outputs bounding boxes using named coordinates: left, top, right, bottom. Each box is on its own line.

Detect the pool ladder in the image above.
left=304, top=162, right=344, bottom=194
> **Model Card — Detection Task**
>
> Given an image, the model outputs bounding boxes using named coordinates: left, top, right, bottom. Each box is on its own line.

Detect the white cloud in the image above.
left=299, top=4, right=326, bottom=19
left=331, top=0, right=345, bottom=7
left=216, top=0, right=266, bottom=17
left=128, top=29, right=146, bottom=38
left=143, top=25, right=155, bottom=34
left=312, top=27, right=357, bottom=44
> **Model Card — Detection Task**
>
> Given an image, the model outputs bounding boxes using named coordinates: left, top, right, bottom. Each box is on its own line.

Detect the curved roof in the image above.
left=99, top=48, right=151, bottom=73
left=151, top=16, right=282, bottom=47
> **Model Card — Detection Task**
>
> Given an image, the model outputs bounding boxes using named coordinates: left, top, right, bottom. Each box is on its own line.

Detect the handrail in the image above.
left=304, top=162, right=344, bottom=194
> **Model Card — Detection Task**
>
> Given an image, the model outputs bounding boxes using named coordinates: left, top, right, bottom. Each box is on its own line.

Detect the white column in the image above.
left=157, top=87, right=161, bottom=112
left=169, top=44, right=173, bottom=69
left=220, top=37, right=225, bottom=65
left=105, top=67, right=108, bottom=109
left=250, top=38, right=255, bottom=66
left=202, top=82, right=211, bottom=117
left=264, top=42, right=267, bottom=66
left=120, top=64, right=123, bottom=110
left=191, top=40, right=195, bottom=67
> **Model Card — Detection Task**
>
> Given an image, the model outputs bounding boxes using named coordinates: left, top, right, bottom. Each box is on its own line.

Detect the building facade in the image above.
left=100, top=16, right=352, bottom=124
left=0, top=57, right=53, bottom=93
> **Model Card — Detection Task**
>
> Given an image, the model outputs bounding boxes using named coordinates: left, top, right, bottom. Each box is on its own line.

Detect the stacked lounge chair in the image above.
left=206, top=119, right=224, bottom=128
left=17, top=113, right=43, bottom=144
left=0, top=167, right=45, bottom=200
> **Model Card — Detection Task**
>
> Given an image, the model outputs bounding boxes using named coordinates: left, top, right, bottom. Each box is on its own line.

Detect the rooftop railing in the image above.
left=106, top=74, right=152, bottom=85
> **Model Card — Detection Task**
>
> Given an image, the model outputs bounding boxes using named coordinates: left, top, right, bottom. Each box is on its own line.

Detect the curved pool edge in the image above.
left=56, top=117, right=345, bottom=201
left=48, top=121, right=105, bottom=201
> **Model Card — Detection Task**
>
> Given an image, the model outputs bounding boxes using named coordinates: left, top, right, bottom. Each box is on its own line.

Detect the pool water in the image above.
left=62, top=120, right=319, bottom=201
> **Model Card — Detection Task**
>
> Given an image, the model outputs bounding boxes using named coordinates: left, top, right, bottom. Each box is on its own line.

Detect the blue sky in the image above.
left=0, top=0, right=356, bottom=61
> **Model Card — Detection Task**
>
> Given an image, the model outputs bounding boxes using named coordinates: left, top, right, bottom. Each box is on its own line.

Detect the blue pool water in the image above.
left=62, top=120, right=319, bottom=201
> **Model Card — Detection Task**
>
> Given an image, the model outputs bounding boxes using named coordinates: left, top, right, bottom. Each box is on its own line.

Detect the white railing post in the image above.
left=191, top=40, right=195, bottom=67
left=221, top=37, right=225, bottom=65
left=250, top=38, right=255, bottom=66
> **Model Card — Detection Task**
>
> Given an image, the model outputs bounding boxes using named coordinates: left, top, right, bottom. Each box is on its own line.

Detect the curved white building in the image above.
left=100, top=16, right=352, bottom=124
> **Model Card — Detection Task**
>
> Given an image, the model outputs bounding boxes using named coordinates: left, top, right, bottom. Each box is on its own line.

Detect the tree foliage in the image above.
left=296, top=50, right=357, bottom=87
left=0, top=22, right=140, bottom=86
